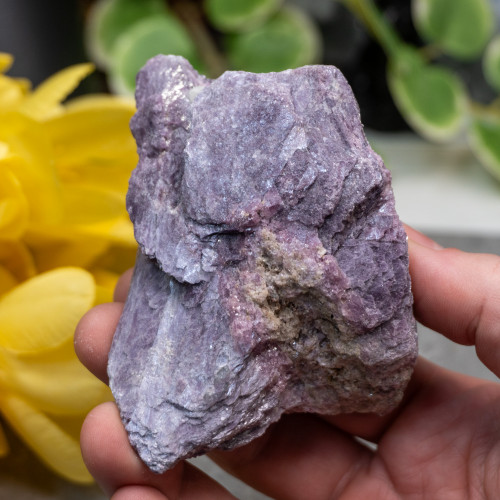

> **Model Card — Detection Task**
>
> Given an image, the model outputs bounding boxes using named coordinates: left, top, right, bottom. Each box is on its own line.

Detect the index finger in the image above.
left=407, top=226, right=500, bottom=377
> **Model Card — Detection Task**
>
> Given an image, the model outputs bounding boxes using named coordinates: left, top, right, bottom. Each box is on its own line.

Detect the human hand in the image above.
left=75, top=227, right=500, bottom=499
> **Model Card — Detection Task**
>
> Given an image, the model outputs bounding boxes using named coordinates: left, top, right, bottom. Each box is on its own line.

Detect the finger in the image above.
left=81, top=402, right=236, bottom=499
left=114, top=268, right=133, bottom=303
left=74, top=302, right=123, bottom=383
left=407, top=232, right=500, bottom=376
left=112, top=485, right=167, bottom=500
left=404, top=225, right=443, bottom=250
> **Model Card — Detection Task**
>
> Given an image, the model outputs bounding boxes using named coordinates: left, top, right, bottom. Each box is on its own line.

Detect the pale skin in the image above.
left=75, top=227, right=500, bottom=499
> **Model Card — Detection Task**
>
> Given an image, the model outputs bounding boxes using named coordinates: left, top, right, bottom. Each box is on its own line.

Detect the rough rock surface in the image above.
left=108, top=55, right=418, bottom=474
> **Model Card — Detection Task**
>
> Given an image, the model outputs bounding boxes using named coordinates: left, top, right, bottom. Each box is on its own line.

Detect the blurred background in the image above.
left=3, top=0, right=500, bottom=233
left=0, top=0, right=499, bottom=498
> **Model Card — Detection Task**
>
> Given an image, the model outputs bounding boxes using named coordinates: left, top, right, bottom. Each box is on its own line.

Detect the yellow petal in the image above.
left=58, top=153, right=136, bottom=196
left=0, top=268, right=95, bottom=353
left=18, top=63, right=94, bottom=121
left=47, top=96, right=137, bottom=193
left=91, top=216, right=137, bottom=246
left=0, top=76, right=29, bottom=110
left=0, top=240, right=36, bottom=282
left=23, top=236, right=109, bottom=272
left=27, top=184, right=135, bottom=246
left=0, top=52, right=31, bottom=112
left=0, top=394, right=93, bottom=483
left=43, top=216, right=136, bottom=248
left=27, top=185, right=136, bottom=246
left=64, top=216, right=136, bottom=247
left=0, top=112, right=63, bottom=224
left=64, top=93, right=136, bottom=111
left=0, top=167, right=29, bottom=239
left=0, top=54, right=30, bottom=109
left=25, top=218, right=135, bottom=270
left=62, top=184, right=126, bottom=225
left=0, top=53, right=13, bottom=73
left=0, top=141, right=8, bottom=159
left=10, top=333, right=80, bottom=363
left=1, top=348, right=112, bottom=415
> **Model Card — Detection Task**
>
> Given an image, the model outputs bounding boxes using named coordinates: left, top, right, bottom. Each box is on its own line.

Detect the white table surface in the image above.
left=368, top=131, right=500, bottom=237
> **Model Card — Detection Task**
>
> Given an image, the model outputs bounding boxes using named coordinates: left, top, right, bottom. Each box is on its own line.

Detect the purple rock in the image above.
left=108, top=55, right=417, bottom=474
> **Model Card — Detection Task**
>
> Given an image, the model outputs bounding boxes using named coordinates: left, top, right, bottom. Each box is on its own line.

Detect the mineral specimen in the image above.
left=108, top=55, right=418, bottom=474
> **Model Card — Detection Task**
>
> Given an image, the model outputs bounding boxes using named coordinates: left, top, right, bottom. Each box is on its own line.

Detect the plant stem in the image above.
left=341, top=0, right=402, bottom=59
left=170, top=0, right=227, bottom=78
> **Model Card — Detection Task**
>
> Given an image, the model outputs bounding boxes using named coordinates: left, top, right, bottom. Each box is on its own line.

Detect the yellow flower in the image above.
left=0, top=52, right=138, bottom=272
left=0, top=268, right=111, bottom=482
left=0, top=55, right=138, bottom=482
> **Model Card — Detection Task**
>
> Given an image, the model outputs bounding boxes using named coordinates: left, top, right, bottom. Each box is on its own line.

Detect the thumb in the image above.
left=407, top=227, right=500, bottom=378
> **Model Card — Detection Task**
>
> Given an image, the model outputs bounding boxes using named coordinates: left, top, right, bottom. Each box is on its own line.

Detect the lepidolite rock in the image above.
left=108, top=55, right=418, bottom=473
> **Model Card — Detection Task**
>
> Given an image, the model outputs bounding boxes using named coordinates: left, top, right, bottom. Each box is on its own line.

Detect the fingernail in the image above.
left=405, top=226, right=444, bottom=250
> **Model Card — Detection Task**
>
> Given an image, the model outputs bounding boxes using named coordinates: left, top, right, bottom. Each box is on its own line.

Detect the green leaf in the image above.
left=483, top=35, right=500, bottom=93
left=204, top=0, right=282, bottom=33
left=227, top=6, right=321, bottom=73
left=468, top=115, right=500, bottom=181
left=85, top=0, right=169, bottom=68
left=412, top=0, right=494, bottom=60
left=108, top=16, right=200, bottom=95
left=387, top=48, right=467, bottom=141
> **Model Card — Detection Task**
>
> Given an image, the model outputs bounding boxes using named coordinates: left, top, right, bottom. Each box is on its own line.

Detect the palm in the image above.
left=204, top=358, right=499, bottom=499
left=75, top=230, right=500, bottom=499
left=356, top=374, right=500, bottom=498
